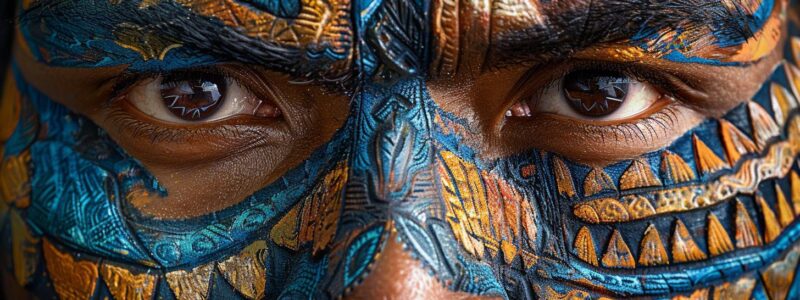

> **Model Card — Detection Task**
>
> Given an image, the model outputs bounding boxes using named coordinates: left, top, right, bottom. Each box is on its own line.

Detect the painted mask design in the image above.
left=2, top=0, right=800, bottom=299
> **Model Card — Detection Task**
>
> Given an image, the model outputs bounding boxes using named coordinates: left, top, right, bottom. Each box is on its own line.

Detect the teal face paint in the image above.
left=2, top=0, right=799, bottom=299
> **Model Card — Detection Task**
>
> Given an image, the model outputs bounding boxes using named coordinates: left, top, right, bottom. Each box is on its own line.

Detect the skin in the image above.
left=10, top=1, right=783, bottom=216
left=429, top=50, right=783, bottom=164
left=347, top=231, right=499, bottom=299
left=1, top=0, right=798, bottom=299
left=12, top=50, right=351, bottom=217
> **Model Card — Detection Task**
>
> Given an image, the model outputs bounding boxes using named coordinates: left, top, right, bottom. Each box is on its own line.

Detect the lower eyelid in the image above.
left=538, top=96, right=676, bottom=126
left=497, top=102, right=704, bottom=164
left=104, top=104, right=290, bottom=163
left=578, top=103, right=682, bottom=140
left=115, top=94, right=285, bottom=134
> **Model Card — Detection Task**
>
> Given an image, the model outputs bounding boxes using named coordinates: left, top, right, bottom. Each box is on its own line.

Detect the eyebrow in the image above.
left=452, top=0, right=778, bottom=73
left=18, top=0, right=777, bottom=80
left=17, top=0, right=350, bottom=78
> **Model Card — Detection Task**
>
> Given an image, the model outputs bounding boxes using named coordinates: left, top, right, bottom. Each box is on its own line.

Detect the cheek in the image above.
left=126, top=145, right=292, bottom=219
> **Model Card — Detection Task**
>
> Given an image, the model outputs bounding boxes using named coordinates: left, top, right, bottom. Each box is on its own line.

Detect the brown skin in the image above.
left=1, top=269, right=33, bottom=300
left=4, top=2, right=790, bottom=299
left=13, top=42, right=350, bottom=219
left=345, top=231, right=502, bottom=300
left=13, top=22, right=785, bottom=211
left=11, top=0, right=787, bottom=215
left=428, top=40, right=784, bottom=166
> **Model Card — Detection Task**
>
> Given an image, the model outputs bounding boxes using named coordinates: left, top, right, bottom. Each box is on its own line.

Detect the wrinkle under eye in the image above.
left=492, top=62, right=705, bottom=164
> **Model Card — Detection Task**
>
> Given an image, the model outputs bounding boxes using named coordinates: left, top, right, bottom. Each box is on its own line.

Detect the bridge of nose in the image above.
left=345, top=230, right=505, bottom=300
left=348, top=80, right=437, bottom=203
left=320, top=77, right=540, bottom=298
left=269, top=0, right=546, bottom=296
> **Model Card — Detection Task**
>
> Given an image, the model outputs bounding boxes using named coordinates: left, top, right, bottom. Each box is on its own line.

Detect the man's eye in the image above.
left=125, top=72, right=282, bottom=124
left=507, top=70, right=665, bottom=121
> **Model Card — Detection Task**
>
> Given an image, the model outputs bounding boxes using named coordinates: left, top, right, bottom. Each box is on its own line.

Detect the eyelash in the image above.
left=105, top=104, right=263, bottom=142
left=106, top=66, right=282, bottom=142
left=108, top=60, right=685, bottom=147
left=112, top=67, right=223, bottom=100
left=504, top=60, right=689, bottom=143
left=585, top=104, right=681, bottom=142
left=511, top=60, right=679, bottom=106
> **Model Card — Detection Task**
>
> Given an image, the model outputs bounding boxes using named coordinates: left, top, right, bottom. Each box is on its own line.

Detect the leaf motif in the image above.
left=366, top=0, right=426, bottom=75
left=374, top=119, right=415, bottom=198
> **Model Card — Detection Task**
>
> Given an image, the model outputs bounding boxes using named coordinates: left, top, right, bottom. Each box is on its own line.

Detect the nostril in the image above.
left=344, top=231, right=504, bottom=300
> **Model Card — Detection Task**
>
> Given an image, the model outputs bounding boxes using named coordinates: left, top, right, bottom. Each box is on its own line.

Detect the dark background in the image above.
left=0, top=0, right=15, bottom=87
left=0, top=1, right=13, bottom=299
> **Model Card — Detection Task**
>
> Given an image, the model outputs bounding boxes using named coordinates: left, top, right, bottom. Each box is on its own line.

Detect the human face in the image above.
left=1, top=0, right=798, bottom=299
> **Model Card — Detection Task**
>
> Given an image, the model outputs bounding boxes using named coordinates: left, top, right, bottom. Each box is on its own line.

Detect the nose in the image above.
left=329, top=79, right=504, bottom=298
left=334, top=80, right=457, bottom=297
left=345, top=230, right=502, bottom=300
left=271, top=79, right=516, bottom=298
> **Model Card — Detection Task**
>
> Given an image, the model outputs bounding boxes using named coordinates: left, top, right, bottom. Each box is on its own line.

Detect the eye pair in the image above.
left=105, top=63, right=693, bottom=214
left=123, top=68, right=662, bottom=125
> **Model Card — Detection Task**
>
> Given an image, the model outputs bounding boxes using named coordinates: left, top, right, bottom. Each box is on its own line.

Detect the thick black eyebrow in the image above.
left=484, top=0, right=774, bottom=69
left=142, top=4, right=308, bottom=73
left=17, top=0, right=350, bottom=80
left=17, top=0, right=774, bottom=82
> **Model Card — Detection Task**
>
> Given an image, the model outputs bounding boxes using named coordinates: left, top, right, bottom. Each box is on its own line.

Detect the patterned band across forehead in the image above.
left=16, top=0, right=354, bottom=78
left=15, top=0, right=784, bottom=82
left=431, top=0, right=783, bottom=76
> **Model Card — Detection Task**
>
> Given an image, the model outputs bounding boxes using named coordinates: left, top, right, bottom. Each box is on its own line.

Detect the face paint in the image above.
left=2, top=0, right=800, bottom=299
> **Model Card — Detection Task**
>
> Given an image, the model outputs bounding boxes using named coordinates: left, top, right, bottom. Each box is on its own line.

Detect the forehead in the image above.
left=15, top=0, right=781, bottom=79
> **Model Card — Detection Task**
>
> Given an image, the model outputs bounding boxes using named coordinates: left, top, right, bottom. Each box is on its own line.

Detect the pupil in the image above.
left=159, top=74, right=226, bottom=121
left=562, top=71, right=630, bottom=118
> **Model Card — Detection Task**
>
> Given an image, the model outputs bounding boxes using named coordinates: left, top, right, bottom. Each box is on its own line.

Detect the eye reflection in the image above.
left=507, top=70, right=666, bottom=122
left=159, top=74, right=226, bottom=121
left=563, top=71, right=628, bottom=117
left=126, top=71, right=282, bottom=124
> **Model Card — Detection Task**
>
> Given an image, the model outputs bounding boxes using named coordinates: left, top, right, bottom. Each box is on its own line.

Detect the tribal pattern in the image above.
left=3, top=0, right=800, bottom=299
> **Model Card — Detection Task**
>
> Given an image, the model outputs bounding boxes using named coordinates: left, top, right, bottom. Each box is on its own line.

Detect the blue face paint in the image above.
left=3, top=0, right=800, bottom=299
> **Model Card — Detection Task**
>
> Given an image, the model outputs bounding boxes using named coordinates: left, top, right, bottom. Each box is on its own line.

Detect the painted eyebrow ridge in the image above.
left=17, top=0, right=350, bottom=80
left=485, top=0, right=776, bottom=69
left=16, top=0, right=774, bottom=81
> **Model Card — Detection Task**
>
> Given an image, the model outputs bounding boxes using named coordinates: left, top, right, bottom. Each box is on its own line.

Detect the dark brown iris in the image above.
left=563, top=71, right=630, bottom=117
left=159, top=74, right=226, bottom=121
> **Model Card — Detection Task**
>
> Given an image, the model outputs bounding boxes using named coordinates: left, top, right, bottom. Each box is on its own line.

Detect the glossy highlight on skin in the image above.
left=1, top=0, right=800, bottom=299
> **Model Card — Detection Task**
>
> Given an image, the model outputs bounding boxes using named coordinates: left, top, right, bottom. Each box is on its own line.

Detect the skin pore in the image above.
left=429, top=47, right=783, bottom=165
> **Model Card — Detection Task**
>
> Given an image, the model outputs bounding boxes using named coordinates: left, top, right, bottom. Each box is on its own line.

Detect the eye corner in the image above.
left=506, top=68, right=665, bottom=121
left=115, top=67, right=284, bottom=125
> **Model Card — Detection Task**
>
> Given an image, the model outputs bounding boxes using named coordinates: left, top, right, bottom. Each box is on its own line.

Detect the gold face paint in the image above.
left=5, top=1, right=800, bottom=299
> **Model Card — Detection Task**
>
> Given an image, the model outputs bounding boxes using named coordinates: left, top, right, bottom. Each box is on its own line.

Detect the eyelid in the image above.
left=111, top=64, right=283, bottom=103
left=506, top=60, right=685, bottom=111
left=537, top=97, right=675, bottom=126
left=110, top=64, right=289, bottom=125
